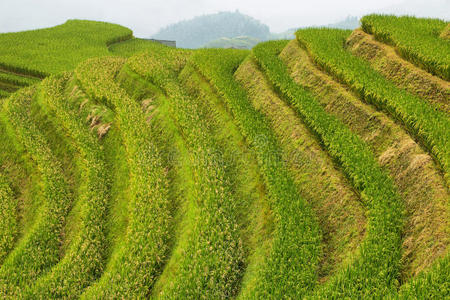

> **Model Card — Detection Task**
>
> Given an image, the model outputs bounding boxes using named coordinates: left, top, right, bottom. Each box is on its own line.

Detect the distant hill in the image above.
left=152, top=11, right=270, bottom=49
left=203, top=36, right=260, bottom=49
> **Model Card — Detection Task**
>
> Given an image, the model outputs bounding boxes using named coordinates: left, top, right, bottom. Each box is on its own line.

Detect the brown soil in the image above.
left=280, top=39, right=450, bottom=281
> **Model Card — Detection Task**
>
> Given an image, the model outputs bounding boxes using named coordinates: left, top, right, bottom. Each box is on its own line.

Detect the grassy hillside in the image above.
left=0, top=20, right=132, bottom=76
left=361, top=15, right=449, bottom=80
left=0, top=14, right=448, bottom=299
left=0, top=20, right=165, bottom=99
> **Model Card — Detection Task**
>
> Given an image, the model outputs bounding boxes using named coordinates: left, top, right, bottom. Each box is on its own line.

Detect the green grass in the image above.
left=281, top=38, right=450, bottom=283
left=0, top=87, right=71, bottom=296
left=190, top=48, right=322, bottom=299
left=0, top=90, right=10, bottom=98
left=22, top=74, right=110, bottom=298
left=75, top=56, right=171, bottom=298
left=399, top=255, right=450, bottom=298
left=115, top=65, right=201, bottom=298
left=296, top=28, right=450, bottom=186
left=0, top=20, right=132, bottom=76
left=361, top=15, right=449, bottom=80
left=108, top=38, right=170, bottom=57
left=235, top=56, right=366, bottom=281
left=117, top=69, right=202, bottom=299
left=345, top=29, right=450, bottom=114
left=253, top=40, right=404, bottom=298
left=0, top=81, right=19, bottom=93
left=0, top=14, right=447, bottom=298
left=179, top=63, right=275, bottom=294
left=0, top=175, right=16, bottom=266
left=127, top=50, right=245, bottom=299
left=0, top=115, right=39, bottom=264
left=0, top=72, right=38, bottom=87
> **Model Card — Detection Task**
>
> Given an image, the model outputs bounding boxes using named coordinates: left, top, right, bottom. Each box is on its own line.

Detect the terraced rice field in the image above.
left=0, top=14, right=448, bottom=299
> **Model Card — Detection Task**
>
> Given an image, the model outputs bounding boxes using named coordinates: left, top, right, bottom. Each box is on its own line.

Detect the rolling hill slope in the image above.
left=0, top=14, right=448, bottom=299
left=0, top=20, right=167, bottom=99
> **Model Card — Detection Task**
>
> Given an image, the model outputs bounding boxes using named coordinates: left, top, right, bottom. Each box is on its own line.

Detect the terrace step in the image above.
left=346, top=29, right=449, bottom=114
left=281, top=39, right=449, bottom=283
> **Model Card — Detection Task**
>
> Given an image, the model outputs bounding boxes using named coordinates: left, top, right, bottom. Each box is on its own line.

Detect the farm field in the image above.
left=0, top=14, right=448, bottom=299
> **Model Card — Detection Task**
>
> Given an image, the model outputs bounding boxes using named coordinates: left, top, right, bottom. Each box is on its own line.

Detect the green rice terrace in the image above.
left=0, top=15, right=448, bottom=299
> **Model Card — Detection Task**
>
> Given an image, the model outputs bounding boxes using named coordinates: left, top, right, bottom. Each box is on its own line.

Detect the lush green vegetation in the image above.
left=0, top=175, right=16, bottom=266
left=22, top=74, right=110, bottom=298
left=345, top=29, right=450, bottom=114
left=0, top=19, right=138, bottom=100
left=361, top=15, right=450, bottom=80
left=108, top=38, right=171, bottom=57
left=0, top=14, right=447, bottom=299
left=281, top=37, right=449, bottom=286
left=0, top=20, right=132, bottom=76
left=399, top=256, right=450, bottom=298
left=235, top=56, right=366, bottom=283
left=253, top=40, right=404, bottom=298
left=190, top=48, right=322, bottom=299
left=296, top=28, right=450, bottom=186
left=75, top=57, right=171, bottom=298
left=0, top=89, right=9, bottom=98
left=127, top=50, right=246, bottom=299
left=0, top=71, right=38, bottom=87
left=0, top=87, right=71, bottom=296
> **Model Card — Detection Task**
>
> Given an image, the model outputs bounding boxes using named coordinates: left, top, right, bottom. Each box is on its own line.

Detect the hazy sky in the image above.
left=0, top=0, right=448, bottom=37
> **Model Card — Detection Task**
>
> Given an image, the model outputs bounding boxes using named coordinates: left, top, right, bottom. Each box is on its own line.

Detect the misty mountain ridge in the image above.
left=152, top=11, right=270, bottom=49
left=152, top=11, right=361, bottom=49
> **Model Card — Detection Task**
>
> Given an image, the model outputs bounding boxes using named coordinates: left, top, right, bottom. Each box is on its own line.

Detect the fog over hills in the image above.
left=152, top=11, right=270, bottom=48
left=0, top=0, right=447, bottom=37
